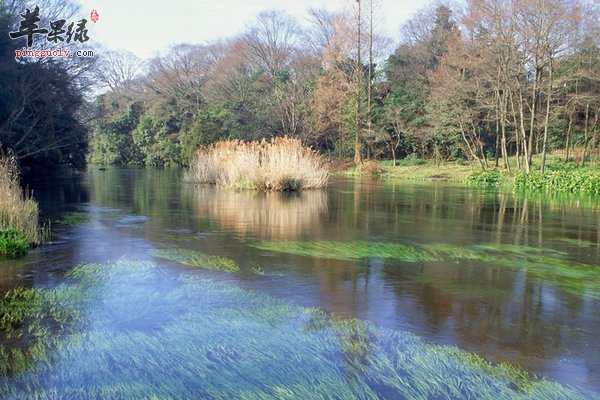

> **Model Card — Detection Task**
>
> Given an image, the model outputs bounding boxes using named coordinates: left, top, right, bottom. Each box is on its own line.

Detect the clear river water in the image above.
left=0, top=168, right=598, bottom=398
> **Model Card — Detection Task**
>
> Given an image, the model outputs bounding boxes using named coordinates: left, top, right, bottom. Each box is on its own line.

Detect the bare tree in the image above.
left=352, top=0, right=363, bottom=164
left=514, top=0, right=581, bottom=171
left=97, top=50, right=143, bottom=92
left=144, top=44, right=211, bottom=111
left=241, top=10, right=300, bottom=78
left=305, top=8, right=339, bottom=58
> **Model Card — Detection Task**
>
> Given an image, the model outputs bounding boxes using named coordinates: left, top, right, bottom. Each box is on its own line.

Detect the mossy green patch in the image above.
left=0, top=259, right=591, bottom=399
left=152, top=247, right=240, bottom=272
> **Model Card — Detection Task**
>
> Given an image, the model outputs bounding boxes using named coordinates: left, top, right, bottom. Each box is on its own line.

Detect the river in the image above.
left=1, top=167, right=598, bottom=398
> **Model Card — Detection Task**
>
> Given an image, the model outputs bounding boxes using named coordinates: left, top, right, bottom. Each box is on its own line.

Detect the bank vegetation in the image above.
left=0, top=154, right=40, bottom=255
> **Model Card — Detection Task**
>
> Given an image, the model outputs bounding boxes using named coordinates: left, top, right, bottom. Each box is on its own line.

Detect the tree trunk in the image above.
left=501, top=90, right=511, bottom=172
left=580, top=102, right=590, bottom=166
left=527, top=66, right=540, bottom=170
left=515, top=84, right=531, bottom=172
left=459, top=121, right=485, bottom=171
left=354, top=0, right=362, bottom=165
left=540, top=60, right=553, bottom=173
left=565, top=110, right=573, bottom=162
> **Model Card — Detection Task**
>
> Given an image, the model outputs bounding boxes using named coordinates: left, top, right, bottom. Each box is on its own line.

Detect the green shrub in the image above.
left=0, top=229, right=29, bottom=256
left=467, top=170, right=500, bottom=187
left=397, top=154, right=427, bottom=166
left=545, top=163, right=578, bottom=172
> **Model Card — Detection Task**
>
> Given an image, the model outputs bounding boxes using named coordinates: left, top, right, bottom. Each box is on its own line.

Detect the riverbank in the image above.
left=0, top=155, right=40, bottom=255
left=337, top=157, right=600, bottom=195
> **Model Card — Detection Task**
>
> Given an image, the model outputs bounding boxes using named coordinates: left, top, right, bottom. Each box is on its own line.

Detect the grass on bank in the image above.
left=341, top=153, right=600, bottom=194
left=0, top=154, right=41, bottom=255
left=184, top=137, right=329, bottom=191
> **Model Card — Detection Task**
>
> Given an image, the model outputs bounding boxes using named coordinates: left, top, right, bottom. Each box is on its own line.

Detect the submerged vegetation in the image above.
left=0, top=259, right=591, bottom=399
left=254, top=240, right=600, bottom=301
left=184, top=138, right=329, bottom=191
left=152, top=247, right=240, bottom=272
left=56, top=212, right=90, bottom=226
left=0, top=154, right=41, bottom=255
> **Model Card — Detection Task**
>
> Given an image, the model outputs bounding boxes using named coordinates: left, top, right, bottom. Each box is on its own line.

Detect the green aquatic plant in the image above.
left=56, top=212, right=89, bottom=226
left=554, top=237, right=598, bottom=248
left=251, top=265, right=265, bottom=275
left=0, top=259, right=592, bottom=399
left=157, top=232, right=194, bottom=243
left=152, top=247, right=240, bottom=272
left=0, top=228, right=29, bottom=256
left=253, top=241, right=444, bottom=262
left=0, top=284, right=85, bottom=376
left=254, top=240, right=600, bottom=301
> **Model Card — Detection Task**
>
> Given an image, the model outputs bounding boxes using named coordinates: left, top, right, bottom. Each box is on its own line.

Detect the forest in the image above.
left=0, top=0, right=599, bottom=173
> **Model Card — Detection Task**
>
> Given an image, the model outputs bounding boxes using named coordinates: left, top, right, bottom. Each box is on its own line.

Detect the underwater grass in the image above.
left=253, top=240, right=600, bottom=301
left=56, top=212, right=89, bottom=226
left=152, top=247, right=240, bottom=272
left=0, top=259, right=592, bottom=399
left=253, top=241, right=444, bottom=262
left=554, top=237, right=598, bottom=248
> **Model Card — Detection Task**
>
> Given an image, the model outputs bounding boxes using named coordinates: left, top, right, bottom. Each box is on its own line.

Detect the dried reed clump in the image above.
left=0, top=154, right=40, bottom=244
left=184, top=138, right=329, bottom=191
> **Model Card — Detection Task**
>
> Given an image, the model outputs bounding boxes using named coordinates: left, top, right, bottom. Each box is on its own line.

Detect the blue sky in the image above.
left=75, top=0, right=434, bottom=59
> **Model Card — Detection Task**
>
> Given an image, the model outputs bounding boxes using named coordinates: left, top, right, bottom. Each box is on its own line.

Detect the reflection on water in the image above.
left=1, top=168, right=599, bottom=393
left=191, top=186, right=328, bottom=240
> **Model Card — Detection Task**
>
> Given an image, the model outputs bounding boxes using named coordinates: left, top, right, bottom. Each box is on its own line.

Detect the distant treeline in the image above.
left=1, top=1, right=599, bottom=172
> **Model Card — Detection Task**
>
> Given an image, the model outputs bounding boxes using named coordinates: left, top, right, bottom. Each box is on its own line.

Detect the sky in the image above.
left=74, top=0, right=435, bottom=59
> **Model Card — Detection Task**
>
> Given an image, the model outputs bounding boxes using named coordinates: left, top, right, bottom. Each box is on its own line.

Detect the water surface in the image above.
left=1, top=168, right=598, bottom=396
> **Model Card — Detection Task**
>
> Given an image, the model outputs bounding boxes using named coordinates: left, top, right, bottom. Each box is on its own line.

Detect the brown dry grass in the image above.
left=0, top=154, right=40, bottom=243
left=184, top=137, right=329, bottom=190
